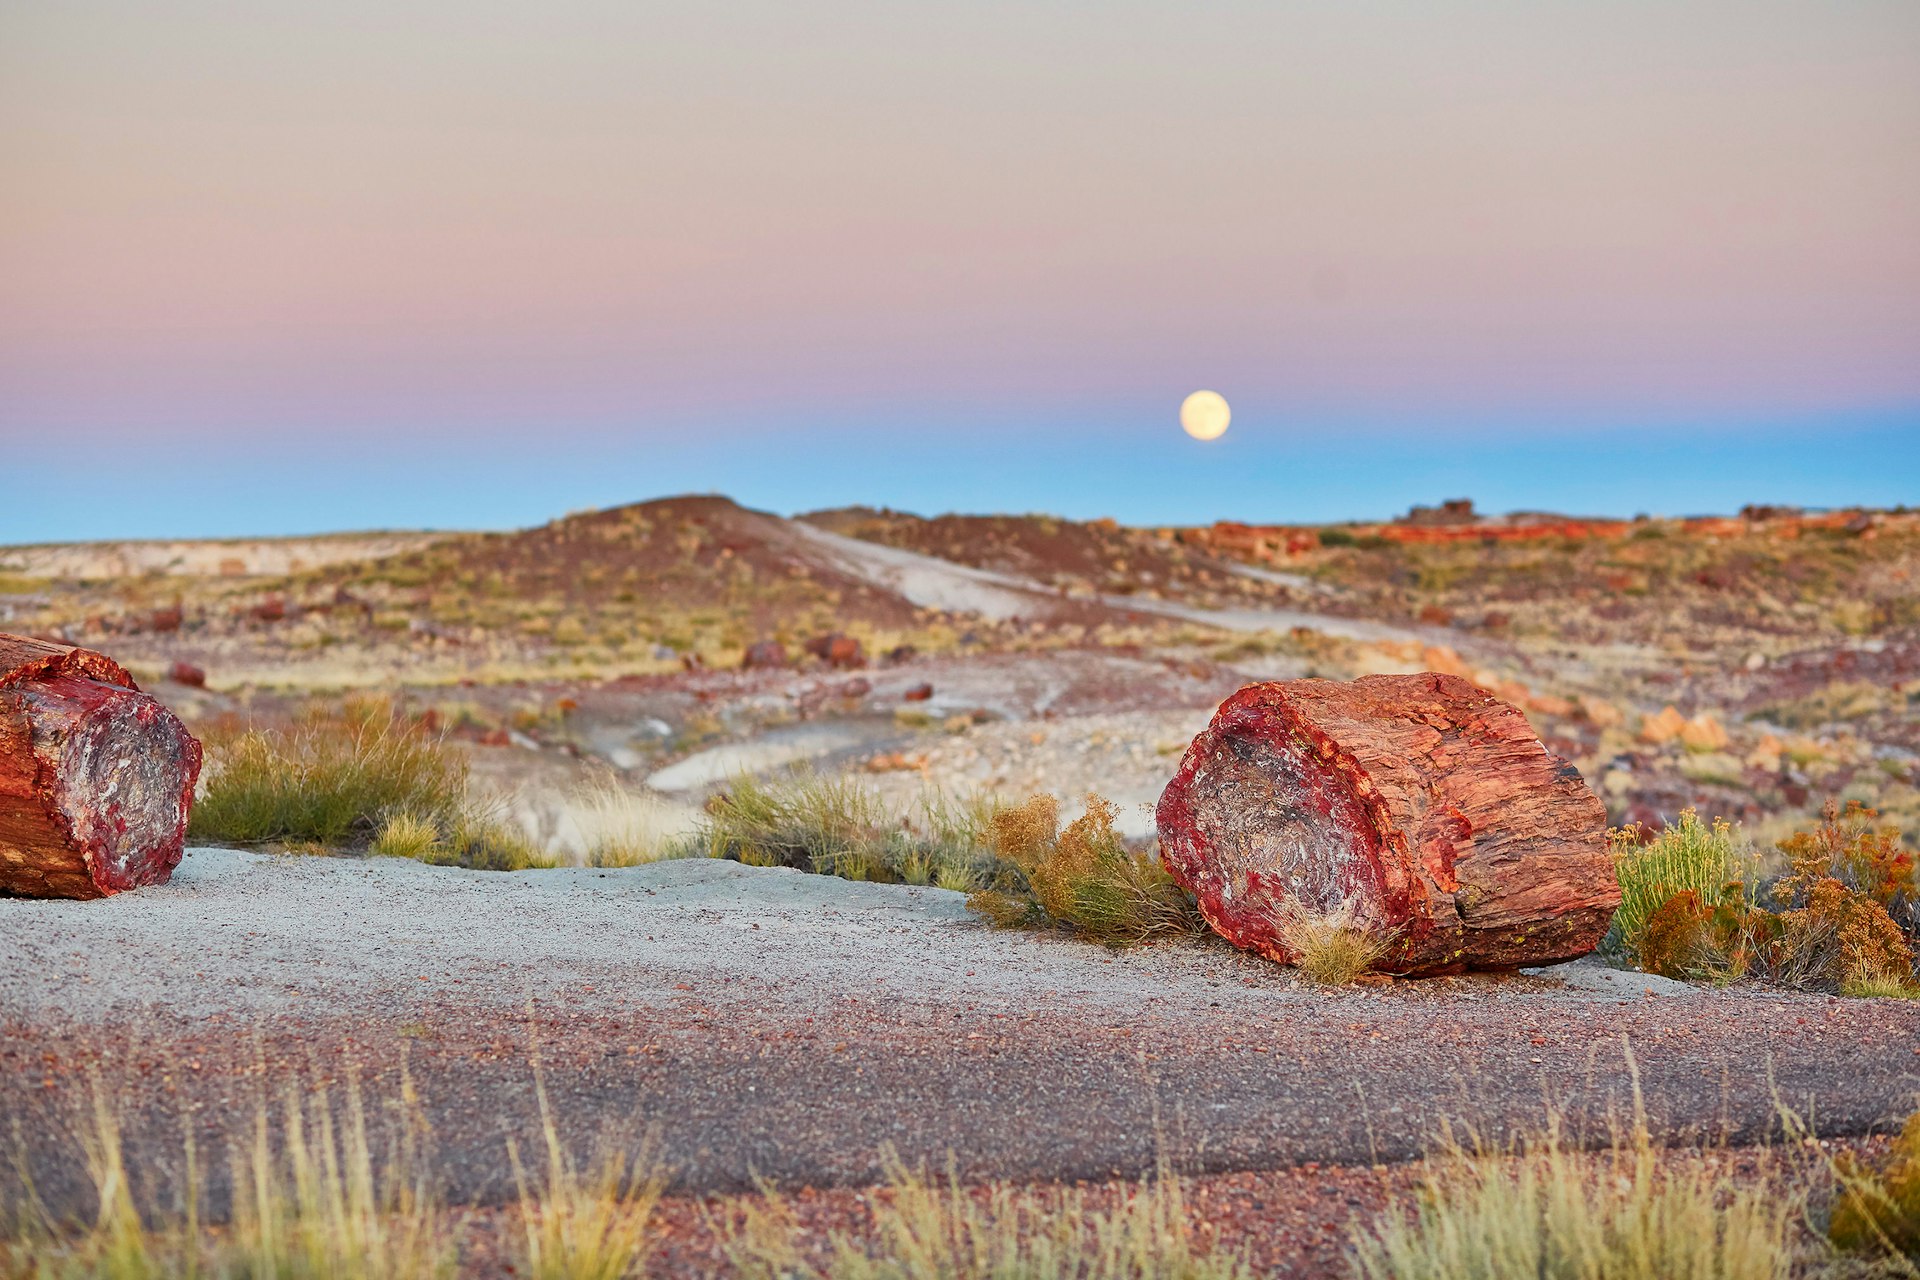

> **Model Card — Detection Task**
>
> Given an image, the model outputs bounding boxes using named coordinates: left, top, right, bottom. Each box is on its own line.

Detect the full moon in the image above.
left=1180, top=390, right=1230, bottom=441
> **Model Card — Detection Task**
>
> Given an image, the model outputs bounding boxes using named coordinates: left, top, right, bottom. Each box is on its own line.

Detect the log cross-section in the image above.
left=0, top=634, right=202, bottom=899
left=1155, top=673, right=1618, bottom=974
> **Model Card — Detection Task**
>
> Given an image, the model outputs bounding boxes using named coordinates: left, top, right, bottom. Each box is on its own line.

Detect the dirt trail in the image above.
left=5, top=850, right=1916, bottom=1219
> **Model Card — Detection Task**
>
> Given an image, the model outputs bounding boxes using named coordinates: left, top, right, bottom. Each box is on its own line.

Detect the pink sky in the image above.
left=0, top=4, right=1915, bottom=539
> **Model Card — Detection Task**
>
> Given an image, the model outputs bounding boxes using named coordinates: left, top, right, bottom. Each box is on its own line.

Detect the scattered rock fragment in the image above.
left=804, top=633, right=867, bottom=669
left=167, top=661, right=207, bottom=688
left=903, top=682, right=934, bottom=702
left=740, top=641, right=788, bottom=670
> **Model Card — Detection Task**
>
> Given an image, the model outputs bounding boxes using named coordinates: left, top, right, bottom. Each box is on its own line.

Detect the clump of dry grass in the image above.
left=371, top=812, right=442, bottom=861
left=192, top=696, right=467, bottom=848
left=721, top=1152, right=1246, bottom=1280
left=1827, top=1108, right=1920, bottom=1266
left=1, top=1066, right=671, bottom=1280
left=1272, top=903, right=1393, bottom=985
left=966, top=795, right=1205, bottom=944
left=510, top=1073, right=664, bottom=1280
left=191, top=696, right=552, bottom=870
left=227, top=1073, right=449, bottom=1279
left=1350, top=1107, right=1794, bottom=1280
left=569, top=775, right=691, bottom=868
left=4, top=1070, right=454, bottom=1280
left=699, top=773, right=1000, bottom=891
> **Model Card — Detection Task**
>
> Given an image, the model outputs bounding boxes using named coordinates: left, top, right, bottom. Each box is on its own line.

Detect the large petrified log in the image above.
left=0, top=634, right=202, bottom=899
left=1156, top=673, right=1617, bottom=975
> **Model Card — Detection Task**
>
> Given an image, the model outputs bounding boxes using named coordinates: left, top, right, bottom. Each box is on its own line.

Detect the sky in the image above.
left=2, top=1, right=1916, bottom=540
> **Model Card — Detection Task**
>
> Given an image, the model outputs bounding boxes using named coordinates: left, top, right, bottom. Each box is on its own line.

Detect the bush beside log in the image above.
left=0, top=634, right=202, bottom=899
left=1156, top=673, right=1618, bottom=975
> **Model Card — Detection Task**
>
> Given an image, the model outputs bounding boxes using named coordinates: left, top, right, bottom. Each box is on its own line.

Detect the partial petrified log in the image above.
left=1156, top=673, right=1617, bottom=975
left=0, top=634, right=202, bottom=899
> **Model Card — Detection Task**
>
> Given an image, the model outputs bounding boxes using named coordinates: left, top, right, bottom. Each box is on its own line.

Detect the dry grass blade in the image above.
left=571, top=774, right=689, bottom=867
left=510, top=1072, right=664, bottom=1280
left=700, top=772, right=1000, bottom=890
left=1350, top=1101, right=1793, bottom=1280
left=721, top=1150, right=1246, bottom=1280
left=5, top=1068, right=451, bottom=1280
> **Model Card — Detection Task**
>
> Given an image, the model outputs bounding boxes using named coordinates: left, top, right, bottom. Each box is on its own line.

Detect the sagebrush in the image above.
left=967, top=795, right=1205, bottom=943
left=1614, top=802, right=1919, bottom=994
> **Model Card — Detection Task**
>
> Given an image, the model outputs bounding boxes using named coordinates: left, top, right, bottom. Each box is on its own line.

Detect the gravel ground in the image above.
left=4, top=849, right=1917, bottom=1225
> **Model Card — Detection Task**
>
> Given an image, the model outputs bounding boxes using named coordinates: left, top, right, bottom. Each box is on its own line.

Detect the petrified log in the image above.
left=1156, top=673, right=1617, bottom=975
left=0, top=634, right=202, bottom=899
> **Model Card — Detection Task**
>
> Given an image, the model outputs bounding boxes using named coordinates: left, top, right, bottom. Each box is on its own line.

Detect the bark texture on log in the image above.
left=0, top=634, right=202, bottom=899
left=1156, top=673, right=1617, bottom=975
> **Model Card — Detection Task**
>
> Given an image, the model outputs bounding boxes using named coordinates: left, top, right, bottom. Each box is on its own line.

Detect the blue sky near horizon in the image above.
left=3, top=2, right=1916, bottom=541
left=5, top=408, right=1913, bottom=543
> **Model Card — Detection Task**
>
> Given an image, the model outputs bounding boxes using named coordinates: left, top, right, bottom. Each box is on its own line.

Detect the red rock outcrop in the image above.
left=1156, top=674, right=1617, bottom=975
left=0, top=634, right=202, bottom=899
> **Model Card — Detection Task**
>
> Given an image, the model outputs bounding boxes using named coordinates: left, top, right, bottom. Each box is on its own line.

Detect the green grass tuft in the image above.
left=700, top=773, right=1000, bottom=891
left=191, top=698, right=552, bottom=869
left=191, top=696, right=467, bottom=848
left=372, top=812, right=442, bottom=861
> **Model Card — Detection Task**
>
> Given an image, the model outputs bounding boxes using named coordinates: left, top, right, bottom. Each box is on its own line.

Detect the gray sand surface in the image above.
left=4, top=847, right=1688, bottom=1025
left=5, top=849, right=1915, bottom=1215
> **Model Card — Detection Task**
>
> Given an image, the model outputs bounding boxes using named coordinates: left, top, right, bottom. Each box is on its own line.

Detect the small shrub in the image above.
left=191, top=697, right=466, bottom=847
left=967, top=795, right=1205, bottom=943
left=1776, top=798, right=1918, bottom=917
left=1351, top=1111, right=1793, bottom=1280
left=1273, top=903, right=1393, bottom=984
left=1317, top=528, right=1357, bottom=548
left=1829, top=1110, right=1920, bottom=1262
left=1630, top=883, right=1777, bottom=983
left=1771, top=800, right=1917, bottom=991
left=1608, top=810, right=1752, bottom=965
left=1620, top=801, right=1920, bottom=993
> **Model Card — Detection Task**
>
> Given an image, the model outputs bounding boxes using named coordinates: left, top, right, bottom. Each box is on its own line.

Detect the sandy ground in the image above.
left=5, top=849, right=1917, bottom=1223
